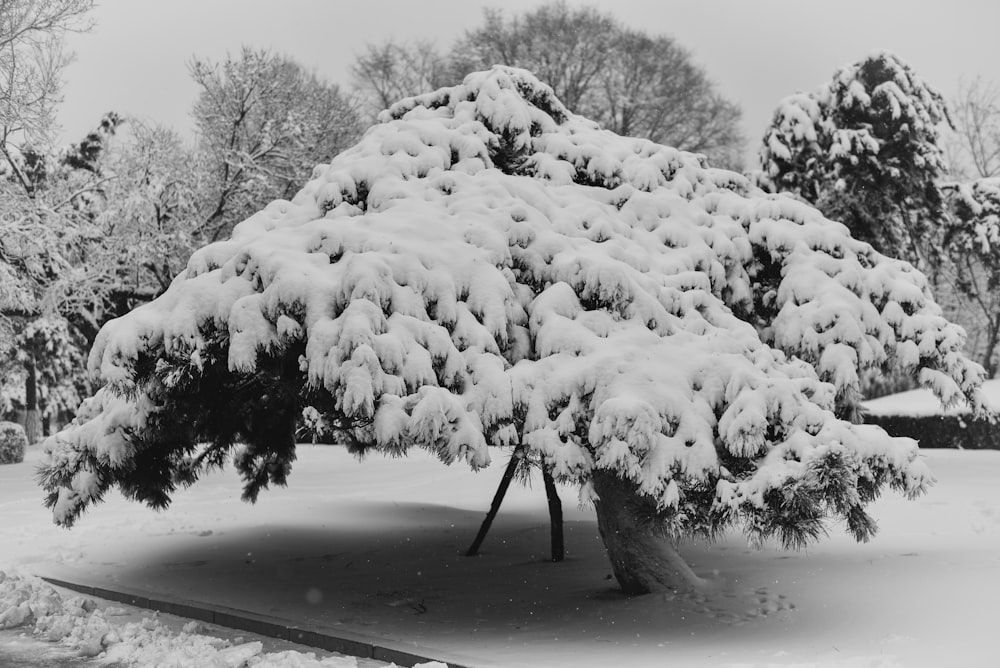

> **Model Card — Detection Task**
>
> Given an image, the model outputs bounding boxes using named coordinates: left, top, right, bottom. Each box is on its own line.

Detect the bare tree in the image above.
left=452, top=3, right=617, bottom=111
left=191, top=47, right=362, bottom=242
left=594, top=29, right=744, bottom=168
left=0, top=0, right=93, bottom=147
left=351, top=38, right=454, bottom=116
left=354, top=1, right=745, bottom=167
left=950, top=78, right=1000, bottom=179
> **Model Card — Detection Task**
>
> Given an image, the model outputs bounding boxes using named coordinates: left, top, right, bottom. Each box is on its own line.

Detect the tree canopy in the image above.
left=41, top=67, right=984, bottom=593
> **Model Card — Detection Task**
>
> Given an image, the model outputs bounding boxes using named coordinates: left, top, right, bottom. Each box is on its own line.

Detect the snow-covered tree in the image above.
left=948, top=78, right=1000, bottom=180
left=6, top=315, right=86, bottom=426
left=759, top=51, right=951, bottom=267
left=943, top=178, right=1000, bottom=375
left=76, top=120, right=203, bottom=327
left=191, top=47, right=362, bottom=243
left=41, top=67, right=985, bottom=594
left=0, top=113, right=121, bottom=440
left=0, top=0, right=96, bottom=322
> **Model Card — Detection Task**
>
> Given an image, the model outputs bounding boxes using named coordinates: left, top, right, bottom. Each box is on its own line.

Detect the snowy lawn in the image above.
left=3, top=442, right=999, bottom=667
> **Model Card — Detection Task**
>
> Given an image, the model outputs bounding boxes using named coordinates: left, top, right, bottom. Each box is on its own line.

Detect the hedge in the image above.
left=863, top=413, right=1000, bottom=450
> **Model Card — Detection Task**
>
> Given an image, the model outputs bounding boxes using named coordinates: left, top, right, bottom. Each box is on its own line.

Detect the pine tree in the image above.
left=41, top=67, right=985, bottom=594
left=759, top=51, right=951, bottom=267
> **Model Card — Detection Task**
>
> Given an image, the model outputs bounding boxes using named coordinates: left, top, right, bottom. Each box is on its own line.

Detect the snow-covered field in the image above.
left=3, top=442, right=999, bottom=667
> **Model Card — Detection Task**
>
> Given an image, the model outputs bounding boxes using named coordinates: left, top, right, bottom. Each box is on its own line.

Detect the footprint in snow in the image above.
left=747, top=587, right=795, bottom=617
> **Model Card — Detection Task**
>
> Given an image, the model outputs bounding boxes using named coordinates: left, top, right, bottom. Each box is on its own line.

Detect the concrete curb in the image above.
left=41, top=576, right=477, bottom=668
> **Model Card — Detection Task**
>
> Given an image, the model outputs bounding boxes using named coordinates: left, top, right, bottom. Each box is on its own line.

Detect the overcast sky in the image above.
left=58, top=0, right=1000, bottom=166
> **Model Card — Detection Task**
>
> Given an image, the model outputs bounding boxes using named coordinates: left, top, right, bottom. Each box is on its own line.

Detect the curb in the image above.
left=41, top=576, right=477, bottom=668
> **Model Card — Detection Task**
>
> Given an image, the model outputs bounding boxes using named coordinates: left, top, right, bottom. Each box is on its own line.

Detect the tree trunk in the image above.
left=542, top=466, right=564, bottom=562
left=466, top=445, right=524, bottom=557
left=984, top=314, right=1000, bottom=378
left=23, top=356, right=40, bottom=445
left=591, top=470, right=706, bottom=595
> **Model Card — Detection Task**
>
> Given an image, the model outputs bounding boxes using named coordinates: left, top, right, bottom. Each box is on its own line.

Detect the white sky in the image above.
left=58, top=0, right=1000, bottom=166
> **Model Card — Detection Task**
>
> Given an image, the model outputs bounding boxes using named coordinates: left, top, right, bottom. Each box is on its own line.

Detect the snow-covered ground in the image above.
left=3, top=442, right=999, bottom=667
left=861, top=378, right=1000, bottom=416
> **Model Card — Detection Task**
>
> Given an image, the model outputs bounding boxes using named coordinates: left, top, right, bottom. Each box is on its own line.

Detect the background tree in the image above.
left=759, top=51, right=951, bottom=269
left=351, top=38, right=454, bottom=118
left=0, top=112, right=123, bottom=439
left=353, top=1, right=745, bottom=167
left=933, top=79, right=1000, bottom=374
left=942, top=178, right=1000, bottom=375
left=191, top=47, right=363, bottom=243
left=948, top=78, right=1000, bottom=180
left=0, top=0, right=93, bottom=147
left=451, top=3, right=616, bottom=112
left=0, top=0, right=95, bottom=441
left=82, top=120, right=202, bottom=319
left=42, top=68, right=983, bottom=595
left=593, top=28, right=743, bottom=168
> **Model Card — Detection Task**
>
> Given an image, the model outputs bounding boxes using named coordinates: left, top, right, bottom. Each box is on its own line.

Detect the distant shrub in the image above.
left=0, top=422, right=28, bottom=464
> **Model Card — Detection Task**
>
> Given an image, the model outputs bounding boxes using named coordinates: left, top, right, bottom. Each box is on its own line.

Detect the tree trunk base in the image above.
left=591, top=470, right=706, bottom=595
left=24, top=408, right=41, bottom=446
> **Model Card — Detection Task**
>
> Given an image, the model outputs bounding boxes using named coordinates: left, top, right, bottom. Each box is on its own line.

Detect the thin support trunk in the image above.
left=542, top=466, right=564, bottom=562
left=466, top=444, right=524, bottom=557
left=591, top=469, right=706, bottom=595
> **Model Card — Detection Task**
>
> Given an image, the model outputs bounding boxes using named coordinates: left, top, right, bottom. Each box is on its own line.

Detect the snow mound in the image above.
left=42, top=67, right=983, bottom=544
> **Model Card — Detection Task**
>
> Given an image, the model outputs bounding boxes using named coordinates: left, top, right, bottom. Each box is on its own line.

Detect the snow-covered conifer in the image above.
left=41, top=67, right=985, bottom=593
left=759, top=51, right=951, bottom=267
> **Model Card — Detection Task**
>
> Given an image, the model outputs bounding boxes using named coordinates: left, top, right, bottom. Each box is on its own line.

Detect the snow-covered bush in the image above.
left=42, top=67, right=986, bottom=594
left=759, top=51, right=951, bottom=267
left=0, top=421, right=27, bottom=464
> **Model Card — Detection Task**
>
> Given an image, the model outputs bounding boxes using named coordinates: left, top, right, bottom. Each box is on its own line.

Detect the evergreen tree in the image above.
left=42, top=68, right=984, bottom=594
left=759, top=51, right=951, bottom=267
